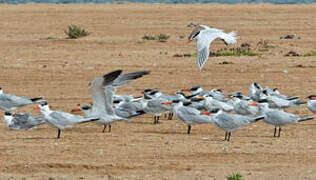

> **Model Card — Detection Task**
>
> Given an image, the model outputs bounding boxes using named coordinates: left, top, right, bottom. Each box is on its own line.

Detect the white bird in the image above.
left=259, top=103, right=314, bottom=137
left=88, top=70, right=150, bottom=132
left=188, top=24, right=237, bottom=69
left=34, top=101, right=99, bottom=138
left=230, top=95, right=259, bottom=115
left=3, top=111, right=46, bottom=130
left=163, top=100, right=213, bottom=134
left=0, top=87, right=42, bottom=110
left=307, top=95, right=316, bottom=113
left=202, top=94, right=234, bottom=112
left=139, top=95, right=171, bottom=124
left=210, top=110, right=264, bottom=141
left=261, top=89, right=306, bottom=109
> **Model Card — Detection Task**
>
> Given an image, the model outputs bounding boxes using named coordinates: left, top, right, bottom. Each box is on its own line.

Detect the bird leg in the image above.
left=108, top=124, right=112, bottom=133
left=57, top=129, right=61, bottom=139
left=274, top=126, right=277, bottom=137
left=157, top=116, right=160, bottom=124
left=187, top=125, right=191, bottom=134
left=227, top=132, right=231, bottom=141
left=168, top=112, right=173, bottom=120
left=224, top=131, right=228, bottom=141
left=102, top=124, right=107, bottom=133
left=153, top=116, right=157, bottom=124
left=278, top=127, right=281, bottom=137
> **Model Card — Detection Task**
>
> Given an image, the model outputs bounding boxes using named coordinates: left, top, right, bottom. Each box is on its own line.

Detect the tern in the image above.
left=307, top=95, right=316, bottom=113
left=88, top=70, right=150, bottom=132
left=230, top=94, right=259, bottom=115
left=0, top=87, right=42, bottom=110
left=261, top=89, right=306, bottom=109
left=259, top=103, right=314, bottom=137
left=34, top=101, right=99, bottom=139
left=202, top=94, right=234, bottom=112
left=163, top=100, right=213, bottom=134
left=188, top=24, right=237, bottom=69
left=209, top=110, right=264, bottom=141
left=3, top=111, right=46, bottom=130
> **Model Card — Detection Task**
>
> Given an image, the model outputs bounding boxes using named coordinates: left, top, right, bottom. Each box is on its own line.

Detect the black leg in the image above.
left=108, top=124, right=112, bottom=133
left=102, top=124, right=107, bottom=133
left=274, top=126, right=277, bottom=137
left=227, top=132, right=231, bottom=141
left=278, top=127, right=281, bottom=137
left=224, top=131, right=227, bottom=141
left=57, top=129, right=61, bottom=139
left=168, top=112, right=173, bottom=120
left=154, top=116, right=157, bottom=124
left=187, top=125, right=191, bottom=134
left=157, top=116, right=160, bottom=124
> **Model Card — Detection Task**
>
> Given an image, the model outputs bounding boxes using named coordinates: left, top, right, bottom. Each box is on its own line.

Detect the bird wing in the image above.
left=113, top=71, right=150, bottom=87
left=89, top=70, right=122, bottom=116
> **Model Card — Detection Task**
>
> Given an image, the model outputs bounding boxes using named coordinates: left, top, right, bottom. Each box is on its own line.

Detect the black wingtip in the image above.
left=103, top=70, right=122, bottom=86
left=31, top=97, right=43, bottom=102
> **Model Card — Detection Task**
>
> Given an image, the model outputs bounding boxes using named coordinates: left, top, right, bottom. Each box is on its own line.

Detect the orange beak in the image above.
left=162, top=101, right=172, bottom=105
left=225, top=95, right=232, bottom=98
left=71, top=107, right=82, bottom=113
left=312, top=97, right=316, bottom=100
left=187, top=39, right=192, bottom=44
left=201, top=111, right=211, bottom=115
left=248, top=102, right=258, bottom=106
left=181, top=88, right=191, bottom=92
left=34, top=105, right=40, bottom=110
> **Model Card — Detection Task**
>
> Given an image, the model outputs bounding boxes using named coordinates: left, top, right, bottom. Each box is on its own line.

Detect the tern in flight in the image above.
left=188, top=24, right=237, bottom=69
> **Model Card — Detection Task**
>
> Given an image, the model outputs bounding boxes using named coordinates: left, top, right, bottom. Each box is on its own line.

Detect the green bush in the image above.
left=64, top=24, right=90, bottom=39
left=227, top=172, right=243, bottom=180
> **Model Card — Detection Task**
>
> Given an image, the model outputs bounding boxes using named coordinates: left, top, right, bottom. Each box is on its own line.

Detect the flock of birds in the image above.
left=1, top=69, right=315, bottom=141
left=0, top=24, right=315, bottom=141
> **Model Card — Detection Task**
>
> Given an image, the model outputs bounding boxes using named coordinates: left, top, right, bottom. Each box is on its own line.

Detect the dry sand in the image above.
left=0, top=3, right=316, bottom=179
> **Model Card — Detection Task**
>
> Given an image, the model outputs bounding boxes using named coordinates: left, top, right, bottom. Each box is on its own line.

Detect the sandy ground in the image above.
left=0, top=3, right=316, bottom=179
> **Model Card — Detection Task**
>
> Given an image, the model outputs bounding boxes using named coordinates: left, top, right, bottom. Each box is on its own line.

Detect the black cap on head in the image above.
left=4, top=111, right=12, bottom=116
left=149, top=90, right=159, bottom=96
left=183, top=102, right=192, bottom=106
left=39, top=101, right=48, bottom=106
left=81, top=105, right=91, bottom=110
left=190, top=86, right=200, bottom=91
left=172, top=99, right=180, bottom=103
left=143, top=89, right=153, bottom=93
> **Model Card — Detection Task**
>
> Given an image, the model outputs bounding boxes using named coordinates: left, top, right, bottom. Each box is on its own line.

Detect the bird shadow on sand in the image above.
left=127, top=121, right=155, bottom=125
left=133, top=130, right=185, bottom=135
left=16, top=137, right=57, bottom=140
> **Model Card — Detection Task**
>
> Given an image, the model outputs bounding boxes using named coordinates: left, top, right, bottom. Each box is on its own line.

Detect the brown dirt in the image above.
left=0, top=3, right=316, bottom=180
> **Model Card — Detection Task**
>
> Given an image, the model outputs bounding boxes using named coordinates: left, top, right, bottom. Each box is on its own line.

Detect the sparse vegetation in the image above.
left=141, top=34, right=170, bottom=42
left=142, top=35, right=156, bottom=40
left=303, top=51, right=316, bottom=57
left=227, top=172, right=243, bottom=180
left=214, top=48, right=261, bottom=57
left=157, top=33, right=170, bottom=42
left=64, top=24, right=90, bottom=39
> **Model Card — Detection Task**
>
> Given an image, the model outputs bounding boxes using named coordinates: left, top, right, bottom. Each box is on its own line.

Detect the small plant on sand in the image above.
left=157, top=33, right=170, bottom=42
left=64, top=24, right=90, bottom=39
left=142, top=34, right=170, bottom=42
left=227, top=172, right=243, bottom=180
left=142, top=35, right=156, bottom=40
left=303, top=51, right=316, bottom=57
left=215, top=48, right=261, bottom=57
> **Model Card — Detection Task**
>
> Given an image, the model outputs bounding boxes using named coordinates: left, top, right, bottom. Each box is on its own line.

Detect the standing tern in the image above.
left=259, top=103, right=314, bottom=137
left=188, top=24, right=237, bottom=69
left=34, top=101, right=99, bottom=138
left=261, top=89, right=306, bottom=109
left=3, top=111, right=46, bottom=130
left=307, top=95, right=316, bottom=113
left=163, top=100, right=213, bottom=134
left=88, top=70, right=150, bottom=132
left=0, top=87, right=42, bottom=110
left=208, top=110, right=264, bottom=141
